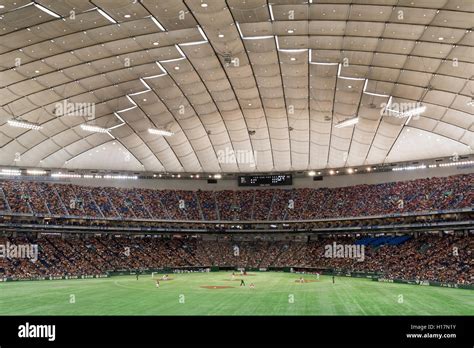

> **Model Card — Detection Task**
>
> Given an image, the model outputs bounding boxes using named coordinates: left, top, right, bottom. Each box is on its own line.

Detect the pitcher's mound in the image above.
left=201, top=285, right=234, bottom=289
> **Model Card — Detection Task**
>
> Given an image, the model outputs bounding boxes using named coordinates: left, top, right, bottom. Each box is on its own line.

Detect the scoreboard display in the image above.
left=238, top=174, right=292, bottom=187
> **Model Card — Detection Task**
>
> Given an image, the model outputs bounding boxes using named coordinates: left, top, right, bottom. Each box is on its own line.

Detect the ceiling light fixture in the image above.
left=27, top=169, right=47, bottom=175
left=0, top=169, right=21, bottom=176
left=268, top=4, right=275, bottom=21
left=149, top=16, right=165, bottom=31
left=34, top=3, right=61, bottom=18
left=337, top=63, right=365, bottom=81
left=8, top=119, right=43, bottom=130
left=235, top=21, right=273, bottom=40
left=142, top=62, right=168, bottom=78
left=362, top=79, right=390, bottom=97
left=335, top=117, right=359, bottom=128
left=80, top=124, right=108, bottom=133
left=180, top=25, right=208, bottom=46
left=396, top=105, right=427, bottom=118
left=392, top=164, right=427, bottom=172
left=148, top=128, right=173, bottom=137
left=274, top=36, right=307, bottom=52
left=97, top=8, right=117, bottom=23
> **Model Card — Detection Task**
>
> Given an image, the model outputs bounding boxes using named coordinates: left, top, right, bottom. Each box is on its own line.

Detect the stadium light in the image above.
left=338, top=64, right=365, bottom=81
left=149, top=16, right=165, bottom=31
left=385, top=104, right=426, bottom=126
left=148, top=128, right=173, bottom=137
left=396, top=105, right=426, bottom=118
left=308, top=171, right=316, bottom=176
left=27, top=169, right=47, bottom=175
left=335, top=117, right=358, bottom=128
left=439, top=160, right=474, bottom=167
left=8, top=119, right=43, bottom=131
left=103, top=175, right=138, bottom=180
left=34, top=3, right=61, bottom=18
left=179, top=26, right=208, bottom=46
left=268, top=4, right=275, bottom=21
left=80, top=124, right=109, bottom=133
left=363, top=79, right=390, bottom=97
left=51, top=172, right=81, bottom=178
left=0, top=169, right=21, bottom=176
left=392, top=164, right=427, bottom=172
left=235, top=22, right=273, bottom=40
left=214, top=174, right=222, bottom=179
left=97, top=8, right=117, bottom=23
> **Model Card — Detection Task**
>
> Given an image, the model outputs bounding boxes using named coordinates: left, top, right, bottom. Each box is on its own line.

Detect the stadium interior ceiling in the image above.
left=0, top=0, right=473, bottom=177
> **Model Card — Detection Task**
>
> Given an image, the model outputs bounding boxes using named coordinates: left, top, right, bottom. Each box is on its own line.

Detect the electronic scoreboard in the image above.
left=238, top=174, right=292, bottom=187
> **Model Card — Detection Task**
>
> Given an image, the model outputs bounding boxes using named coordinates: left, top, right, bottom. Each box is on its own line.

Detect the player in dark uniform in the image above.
left=136, top=270, right=139, bottom=280
left=240, top=279, right=246, bottom=287
left=332, top=275, right=335, bottom=284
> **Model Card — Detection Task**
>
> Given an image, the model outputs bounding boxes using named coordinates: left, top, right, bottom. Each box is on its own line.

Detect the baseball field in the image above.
left=0, top=272, right=471, bottom=315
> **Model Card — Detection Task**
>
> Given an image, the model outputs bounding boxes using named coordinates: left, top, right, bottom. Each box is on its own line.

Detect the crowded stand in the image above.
left=0, top=233, right=471, bottom=285
left=196, top=190, right=218, bottom=221
left=0, top=174, right=471, bottom=222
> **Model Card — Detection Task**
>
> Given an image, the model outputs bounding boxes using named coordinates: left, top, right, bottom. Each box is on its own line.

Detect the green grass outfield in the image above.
left=0, top=272, right=472, bottom=315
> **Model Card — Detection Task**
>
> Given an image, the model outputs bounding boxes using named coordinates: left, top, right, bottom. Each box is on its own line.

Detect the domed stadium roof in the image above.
left=0, top=0, right=472, bottom=174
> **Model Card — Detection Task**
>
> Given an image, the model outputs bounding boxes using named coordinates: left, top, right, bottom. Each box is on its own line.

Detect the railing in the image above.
left=0, top=206, right=471, bottom=223
left=0, top=219, right=471, bottom=235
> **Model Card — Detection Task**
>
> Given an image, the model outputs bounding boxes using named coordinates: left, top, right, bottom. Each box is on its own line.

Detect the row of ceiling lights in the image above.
left=1, top=158, right=471, bottom=181
left=305, top=159, right=474, bottom=177
left=153, top=173, right=222, bottom=179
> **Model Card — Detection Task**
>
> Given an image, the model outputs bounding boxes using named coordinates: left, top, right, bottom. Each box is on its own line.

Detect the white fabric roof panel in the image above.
left=0, top=0, right=472, bottom=173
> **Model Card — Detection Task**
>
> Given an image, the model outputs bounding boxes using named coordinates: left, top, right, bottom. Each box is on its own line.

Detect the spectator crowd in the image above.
left=0, top=174, right=471, bottom=221
left=0, top=233, right=471, bottom=285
